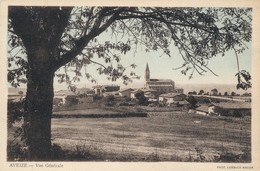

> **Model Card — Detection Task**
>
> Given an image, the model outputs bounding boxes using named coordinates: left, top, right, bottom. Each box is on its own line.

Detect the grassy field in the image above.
left=51, top=110, right=251, bottom=162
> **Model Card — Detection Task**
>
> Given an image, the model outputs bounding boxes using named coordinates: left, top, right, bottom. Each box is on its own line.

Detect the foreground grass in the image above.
left=50, top=110, right=251, bottom=162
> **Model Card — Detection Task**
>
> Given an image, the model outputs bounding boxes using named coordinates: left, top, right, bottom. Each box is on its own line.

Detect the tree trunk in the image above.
left=23, top=52, right=55, bottom=160
left=8, top=7, right=73, bottom=160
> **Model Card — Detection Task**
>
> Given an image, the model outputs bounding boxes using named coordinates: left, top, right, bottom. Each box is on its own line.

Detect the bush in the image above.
left=105, top=95, right=114, bottom=102
left=53, top=98, right=63, bottom=106
left=213, top=150, right=251, bottom=163
left=51, top=143, right=66, bottom=160
left=7, top=141, right=28, bottom=161
left=93, top=95, right=102, bottom=101
left=7, top=126, right=27, bottom=161
left=7, top=141, right=66, bottom=161
left=134, top=91, right=148, bottom=106
left=65, top=95, right=79, bottom=106
left=8, top=99, right=25, bottom=127
left=215, top=106, right=245, bottom=117
left=119, top=102, right=129, bottom=106
left=145, top=152, right=160, bottom=161
left=124, top=96, right=131, bottom=102
left=186, top=96, right=197, bottom=109
left=104, top=95, right=115, bottom=106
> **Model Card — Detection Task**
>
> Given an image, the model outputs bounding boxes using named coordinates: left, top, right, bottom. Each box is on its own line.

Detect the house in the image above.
left=77, top=88, right=95, bottom=96
left=142, top=88, right=159, bottom=101
left=130, top=89, right=143, bottom=99
left=195, top=104, right=215, bottom=116
left=103, top=91, right=120, bottom=97
left=175, top=100, right=191, bottom=109
left=158, top=93, right=188, bottom=107
left=92, top=85, right=104, bottom=96
left=208, top=104, right=215, bottom=114
left=119, top=88, right=134, bottom=98
left=144, top=91, right=157, bottom=101
left=210, top=88, right=218, bottom=96
left=103, top=84, right=120, bottom=92
left=92, top=84, right=120, bottom=96
left=159, top=93, right=186, bottom=102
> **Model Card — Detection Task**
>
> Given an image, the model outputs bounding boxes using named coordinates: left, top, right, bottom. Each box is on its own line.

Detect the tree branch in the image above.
left=54, top=11, right=119, bottom=71
left=80, top=52, right=107, bottom=69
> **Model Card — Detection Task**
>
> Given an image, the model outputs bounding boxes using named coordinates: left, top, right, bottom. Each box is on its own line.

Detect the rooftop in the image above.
left=92, top=84, right=120, bottom=88
left=214, top=102, right=251, bottom=109
left=119, top=88, right=134, bottom=92
left=141, top=88, right=158, bottom=92
left=159, top=93, right=185, bottom=98
left=148, top=79, right=174, bottom=82
left=196, top=105, right=209, bottom=112
left=54, top=90, right=75, bottom=96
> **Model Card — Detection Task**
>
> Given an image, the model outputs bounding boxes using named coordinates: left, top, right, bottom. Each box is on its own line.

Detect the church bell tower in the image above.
left=145, top=63, right=150, bottom=88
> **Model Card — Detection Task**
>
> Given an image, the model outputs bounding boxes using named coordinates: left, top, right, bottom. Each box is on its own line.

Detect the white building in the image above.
left=119, top=88, right=134, bottom=98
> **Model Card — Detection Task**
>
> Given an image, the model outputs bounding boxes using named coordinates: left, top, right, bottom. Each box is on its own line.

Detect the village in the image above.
left=8, top=63, right=252, bottom=118
left=7, top=63, right=252, bottom=161
left=49, top=63, right=251, bottom=117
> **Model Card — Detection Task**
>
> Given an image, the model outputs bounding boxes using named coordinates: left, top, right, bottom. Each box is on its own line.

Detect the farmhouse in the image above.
left=214, top=102, right=251, bottom=117
left=195, top=104, right=215, bottom=116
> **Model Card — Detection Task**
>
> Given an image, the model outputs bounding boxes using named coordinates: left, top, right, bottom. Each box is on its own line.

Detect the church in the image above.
left=144, top=63, right=183, bottom=94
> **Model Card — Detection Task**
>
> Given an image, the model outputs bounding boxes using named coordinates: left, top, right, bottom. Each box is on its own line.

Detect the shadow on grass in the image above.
left=7, top=142, right=251, bottom=162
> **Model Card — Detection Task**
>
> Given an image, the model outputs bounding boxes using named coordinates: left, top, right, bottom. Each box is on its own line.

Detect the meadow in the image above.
left=51, top=110, right=251, bottom=162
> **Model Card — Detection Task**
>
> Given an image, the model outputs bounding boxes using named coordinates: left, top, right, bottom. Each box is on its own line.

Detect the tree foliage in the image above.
left=186, top=95, right=198, bottom=109
left=65, top=95, right=79, bottom=106
left=134, top=91, right=148, bottom=106
left=7, top=99, right=25, bottom=128
left=231, top=91, right=236, bottom=96
left=8, top=7, right=252, bottom=90
left=198, top=90, right=204, bottom=95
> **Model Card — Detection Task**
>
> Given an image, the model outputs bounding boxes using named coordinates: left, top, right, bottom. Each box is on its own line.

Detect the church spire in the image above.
left=145, top=63, right=150, bottom=73
left=145, top=63, right=150, bottom=87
